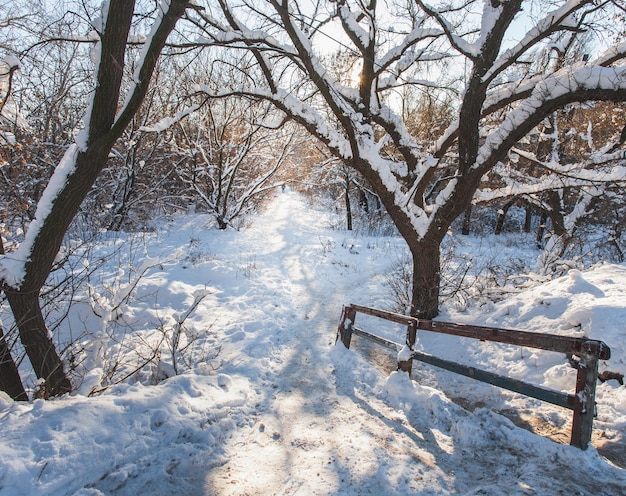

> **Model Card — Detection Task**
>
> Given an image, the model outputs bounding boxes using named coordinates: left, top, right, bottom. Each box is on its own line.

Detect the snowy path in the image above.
left=200, top=193, right=443, bottom=494
left=3, top=191, right=626, bottom=495
left=197, top=193, right=626, bottom=495
left=204, top=193, right=370, bottom=494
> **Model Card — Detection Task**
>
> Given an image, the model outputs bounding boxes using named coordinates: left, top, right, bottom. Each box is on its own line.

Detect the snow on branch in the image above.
left=193, top=17, right=299, bottom=58
left=0, top=144, right=80, bottom=287
left=376, top=29, right=448, bottom=90
left=475, top=65, right=626, bottom=172
left=113, top=0, right=191, bottom=135
left=193, top=83, right=353, bottom=159
left=139, top=104, right=202, bottom=133
left=596, top=41, right=626, bottom=67
left=476, top=163, right=626, bottom=203
left=511, top=146, right=626, bottom=174
left=483, top=0, right=595, bottom=85
left=336, top=1, right=372, bottom=52
left=0, top=55, right=28, bottom=131
left=416, top=0, right=480, bottom=58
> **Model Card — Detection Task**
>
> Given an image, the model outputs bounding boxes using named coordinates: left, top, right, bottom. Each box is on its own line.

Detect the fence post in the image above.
left=337, top=305, right=357, bottom=349
left=570, top=341, right=600, bottom=450
left=398, top=319, right=417, bottom=374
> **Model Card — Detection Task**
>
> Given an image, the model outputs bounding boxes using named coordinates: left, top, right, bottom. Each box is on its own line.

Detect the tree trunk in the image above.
left=217, top=217, right=228, bottom=229
left=359, top=163, right=450, bottom=320
left=524, top=205, right=532, bottom=233
left=546, top=190, right=567, bottom=238
left=0, top=237, right=28, bottom=400
left=461, top=204, right=472, bottom=235
left=537, top=211, right=548, bottom=248
left=4, top=290, right=71, bottom=397
left=345, top=183, right=353, bottom=231
left=358, top=188, right=369, bottom=213
left=0, top=324, right=27, bottom=401
left=410, top=238, right=441, bottom=319
left=495, top=200, right=515, bottom=235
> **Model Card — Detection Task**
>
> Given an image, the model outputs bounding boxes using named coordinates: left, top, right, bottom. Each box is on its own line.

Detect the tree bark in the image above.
left=0, top=235, right=28, bottom=400
left=461, top=204, right=472, bottom=235
left=358, top=188, right=369, bottom=213
left=344, top=173, right=353, bottom=231
left=358, top=161, right=453, bottom=319
left=537, top=211, right=548, bottom=248
left=5, top=291, right=71, bottom=397
left=524, top=205, right=532, bottom=233
left=495, top=200, right=515, bottom=235
left=0, top=323, right=27, bottom=401
left=546, top=190, right=567, bottom=238
left=410, top=239, right=441, bottom=319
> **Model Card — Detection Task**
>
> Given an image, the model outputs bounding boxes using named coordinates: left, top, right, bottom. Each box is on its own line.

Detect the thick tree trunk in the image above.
left=410, top=238, right=441, bottom=319
left=0, top=324, right=27, bottom=401
left=5, top=290, right=71, bottom=396
left=359, top=163, right=449, bottom=320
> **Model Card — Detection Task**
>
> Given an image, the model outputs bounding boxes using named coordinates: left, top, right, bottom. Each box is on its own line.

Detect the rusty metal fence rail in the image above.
left=336, top=303, right=611, bottom=450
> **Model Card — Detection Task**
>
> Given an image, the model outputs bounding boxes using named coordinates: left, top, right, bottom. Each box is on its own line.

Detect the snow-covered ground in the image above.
left=1, top=190, right=625, bottom=495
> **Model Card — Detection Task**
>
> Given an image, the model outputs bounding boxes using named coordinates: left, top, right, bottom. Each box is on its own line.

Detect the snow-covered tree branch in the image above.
left=186, top=0, right=626, bottom=318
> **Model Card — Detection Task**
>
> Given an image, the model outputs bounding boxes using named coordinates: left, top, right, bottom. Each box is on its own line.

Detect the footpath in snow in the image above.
left=1, top=191, right=626, bottom=495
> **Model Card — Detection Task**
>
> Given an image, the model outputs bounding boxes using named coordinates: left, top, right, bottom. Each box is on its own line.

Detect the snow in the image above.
left=2, top=55, right=20, bottom=70
left=139, top=104, right=201, bottom=133
left=0, top=144, right=80, bottom=288
left=475, top=64, right=626, bottom=171
left=483, top=0, right=591, bottom=84
left=2, top=191, right=626, bottom=495
left=337, top=4, right=371, bottom=49
left=0, top=56, right=28, bottom=131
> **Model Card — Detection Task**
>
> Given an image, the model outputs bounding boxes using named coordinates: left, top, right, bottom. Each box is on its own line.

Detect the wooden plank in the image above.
left=343, top=304, right=610, bottom=450
left=571, top=342, right=600, bottom=449
left=411, top=349, right=575, bottom=410
left=352, top=326, right=399, bottom=352
left=337, top=306, right=356, bottom=349
left=416, top=320, right=611, bottom=360
left=398, top=320, right=417, bottom=374
left=352, top=326, right=574, bottom=411
left=349, top=304, right=416, bottom=326
left=346, top=304, right=611, bottom=360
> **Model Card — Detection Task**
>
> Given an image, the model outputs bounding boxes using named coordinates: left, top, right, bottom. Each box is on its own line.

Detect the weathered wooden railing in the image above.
left=336, top=303, right=611, bottom=450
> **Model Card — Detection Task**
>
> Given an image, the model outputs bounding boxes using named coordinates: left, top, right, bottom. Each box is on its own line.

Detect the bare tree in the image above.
left=168, top=96, right=295, bottom=229
left=186, top=0, right=626, bottom=318
left=0, top=0, right=192, bottom=397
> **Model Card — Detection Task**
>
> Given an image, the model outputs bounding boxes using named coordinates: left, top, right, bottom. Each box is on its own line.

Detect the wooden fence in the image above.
left=336, top=303, right=611, bottom=450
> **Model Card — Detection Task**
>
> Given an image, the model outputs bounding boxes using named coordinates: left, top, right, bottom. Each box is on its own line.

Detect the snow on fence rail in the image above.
left=336, top=303, right=612, bottom=450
